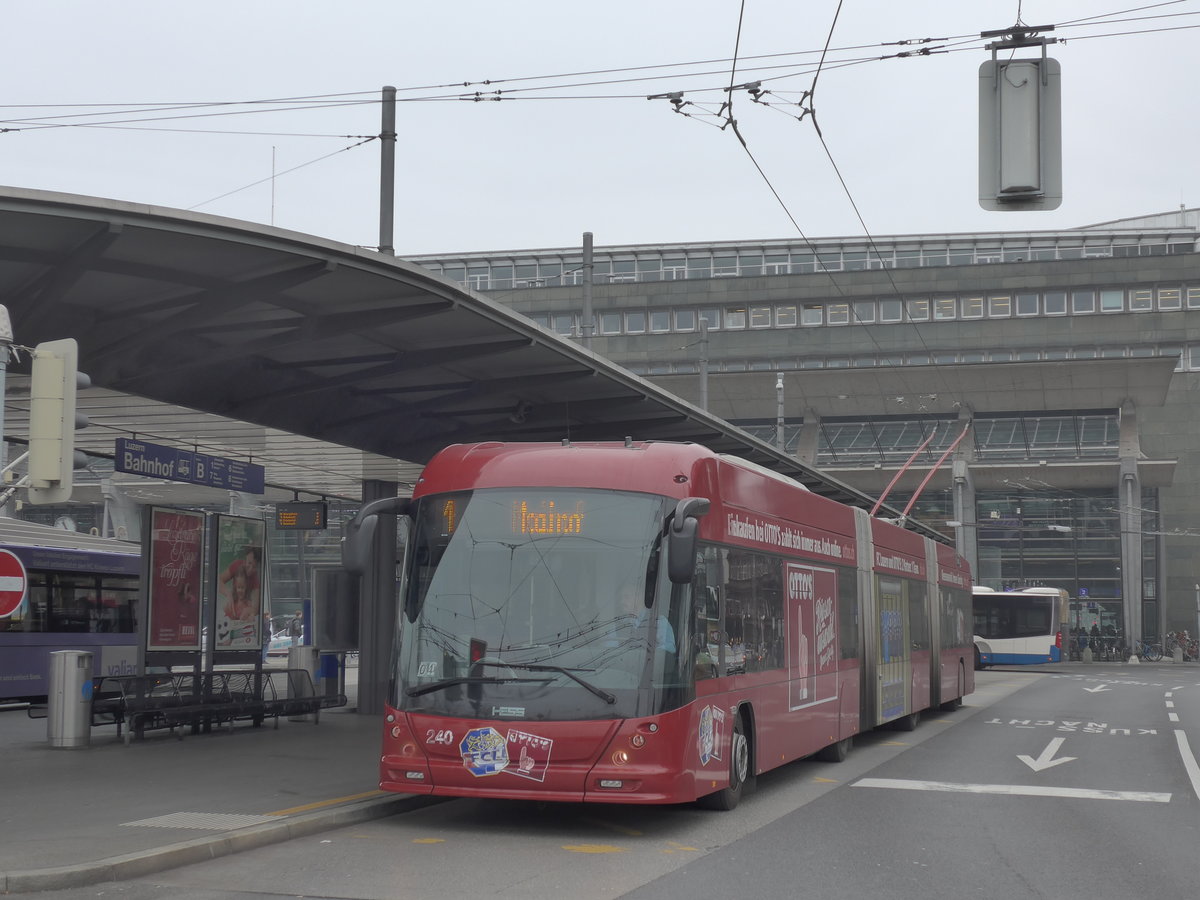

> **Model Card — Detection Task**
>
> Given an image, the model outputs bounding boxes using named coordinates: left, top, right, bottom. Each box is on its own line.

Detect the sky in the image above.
left=4, top=1, right=1197, bottom=255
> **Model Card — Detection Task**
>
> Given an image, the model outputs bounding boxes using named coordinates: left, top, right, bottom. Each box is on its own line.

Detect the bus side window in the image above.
left=693, top=547, right=722, bottom=682
left=908, top=582, right=929, bottom=650
left=838, top=568, right=858, bottom=659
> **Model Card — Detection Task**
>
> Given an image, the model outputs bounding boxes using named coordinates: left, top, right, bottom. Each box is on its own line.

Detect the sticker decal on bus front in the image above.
left=507, top=729, right=553, bottom=781
left=459, top=726, right=555, bottom=778
left=417, top=661, right=439, bottom=678
left=697, top=705, right=726, bottom=765
left=460, top=727, right=509, bottom=776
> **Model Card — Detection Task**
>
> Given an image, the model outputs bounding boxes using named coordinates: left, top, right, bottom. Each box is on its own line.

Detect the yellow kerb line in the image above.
left=268, top=789, right=386, bottom=816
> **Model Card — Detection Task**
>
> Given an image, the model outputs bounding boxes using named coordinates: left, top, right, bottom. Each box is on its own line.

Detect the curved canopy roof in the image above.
left=0, top=187, right=944, bottom=537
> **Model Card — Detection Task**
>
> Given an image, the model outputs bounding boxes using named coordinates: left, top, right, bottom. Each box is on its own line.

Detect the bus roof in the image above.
left=0, top=517, right=138, bottom=555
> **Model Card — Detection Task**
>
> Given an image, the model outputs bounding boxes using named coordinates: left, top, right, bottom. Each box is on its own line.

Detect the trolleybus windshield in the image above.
left=397, top=488, right=690, bottom=721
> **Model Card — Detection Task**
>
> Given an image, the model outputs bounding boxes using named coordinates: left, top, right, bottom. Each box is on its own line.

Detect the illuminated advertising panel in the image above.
left=145, top=507, right=204, bottom=652
left=213, top=515, right=266, bottom=651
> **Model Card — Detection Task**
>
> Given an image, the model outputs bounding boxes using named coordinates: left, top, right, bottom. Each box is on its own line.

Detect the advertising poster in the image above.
left=786, top=562, right=839, bottom=711
left=213, top=515, right=266, bottom=651
left=146, top=508, right=205, bottom=651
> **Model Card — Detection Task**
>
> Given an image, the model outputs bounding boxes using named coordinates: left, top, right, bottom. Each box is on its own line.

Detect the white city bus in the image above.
left=972, top=586, right=1068, bottom=668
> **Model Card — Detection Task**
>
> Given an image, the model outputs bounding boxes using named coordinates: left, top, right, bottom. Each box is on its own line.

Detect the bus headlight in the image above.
left=611, top=749, right=630, bottom=766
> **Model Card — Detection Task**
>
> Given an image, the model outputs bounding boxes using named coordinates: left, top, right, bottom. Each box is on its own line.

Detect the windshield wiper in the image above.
left=409, top=662, right=616, bottom=704
left=407, top=674, right=550, bottom=697
left=491, top=661, right=616, bottom=704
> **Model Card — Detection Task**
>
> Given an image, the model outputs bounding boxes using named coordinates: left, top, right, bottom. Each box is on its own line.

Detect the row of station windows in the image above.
left=414, top=239, right=1194, bottom=291
left=735, top=414, right=1120, bottom=464
left=523, top=283, right=1200, bottom=338
left=624, top=342, right=1200, bottom=377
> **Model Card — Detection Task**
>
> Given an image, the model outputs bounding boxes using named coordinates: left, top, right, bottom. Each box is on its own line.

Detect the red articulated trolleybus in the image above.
left=343, top=441, right=973, bottom=810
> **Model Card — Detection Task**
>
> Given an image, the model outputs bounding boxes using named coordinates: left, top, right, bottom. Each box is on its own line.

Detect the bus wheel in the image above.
left=816, top=736, right=852, bottom=762
left=892, top=710, right=921, bottom=732
left=698, top=716, right=750, bottom=810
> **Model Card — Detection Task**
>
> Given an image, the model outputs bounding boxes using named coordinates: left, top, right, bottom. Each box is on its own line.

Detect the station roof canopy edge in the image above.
left=0, top=187, right=947, bottom=538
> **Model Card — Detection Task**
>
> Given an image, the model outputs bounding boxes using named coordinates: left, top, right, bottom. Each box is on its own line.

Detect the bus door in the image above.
left=907, top=581, right=931, bottom=712
left=876, top=575, right=910, bottom=723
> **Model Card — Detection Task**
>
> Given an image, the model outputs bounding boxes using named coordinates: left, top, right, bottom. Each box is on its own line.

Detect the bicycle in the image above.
left=1126, top=639, right=1162, bottom=662
left=1164, top=631, right=1193, bottom=659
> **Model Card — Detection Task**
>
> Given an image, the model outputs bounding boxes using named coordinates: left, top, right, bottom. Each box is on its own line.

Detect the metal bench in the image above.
left=87, top=669, right=346, bottom=743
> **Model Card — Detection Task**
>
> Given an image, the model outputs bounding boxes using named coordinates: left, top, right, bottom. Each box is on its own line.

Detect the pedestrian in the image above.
left=289, top=610, right=304, bottom=646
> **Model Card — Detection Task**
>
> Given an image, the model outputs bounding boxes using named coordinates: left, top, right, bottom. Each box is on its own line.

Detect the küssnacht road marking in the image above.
left=852, top=778, right=1170, bottom=803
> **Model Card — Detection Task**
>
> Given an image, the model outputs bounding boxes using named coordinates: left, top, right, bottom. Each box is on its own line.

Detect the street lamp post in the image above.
left=1194, top=583, right=1199, bottom=650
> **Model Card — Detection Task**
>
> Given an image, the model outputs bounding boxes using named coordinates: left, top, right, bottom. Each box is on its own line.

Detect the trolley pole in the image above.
left=378, top=85, right=396, bottom=256
left=775, top=375, right=785, bottom=450
left=580, top=232, right=594, bottom=341
left=0, top=306, right=12, bottom=511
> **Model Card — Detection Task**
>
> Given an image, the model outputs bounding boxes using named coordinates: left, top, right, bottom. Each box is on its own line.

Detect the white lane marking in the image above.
left=1169, top=713, right=1180, bottom=722
left=853, top=778, right=1171, bottom=803
left=1165, top=692, right=1174, bottom=698
left=1017, top=737, right=1077, bottom=772
left=1084, top=685, right=1111, bottom=693
left=1174, top=731, right=1200, bottom=802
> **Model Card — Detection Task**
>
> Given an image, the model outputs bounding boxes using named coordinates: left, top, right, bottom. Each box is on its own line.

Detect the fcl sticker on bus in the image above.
left=459, top=726, right=554, bottom=780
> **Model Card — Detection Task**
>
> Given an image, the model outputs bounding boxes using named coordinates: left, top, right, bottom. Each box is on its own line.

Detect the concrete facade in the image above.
left=412, top=214, right=1200, bottom=642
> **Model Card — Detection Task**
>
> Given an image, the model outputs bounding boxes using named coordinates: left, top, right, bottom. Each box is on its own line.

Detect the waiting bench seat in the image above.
left=87, top=668, right=345, bottom=743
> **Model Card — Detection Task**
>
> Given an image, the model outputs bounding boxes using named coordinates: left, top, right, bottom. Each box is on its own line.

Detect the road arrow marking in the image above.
left=1084, top=684, right=1111, bottom=693
left=1018, top=737, right=1077, bottom=772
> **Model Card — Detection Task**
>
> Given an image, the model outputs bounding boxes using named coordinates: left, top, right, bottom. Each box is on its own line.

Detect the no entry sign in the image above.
left=0, top=549, right=28, bottom=618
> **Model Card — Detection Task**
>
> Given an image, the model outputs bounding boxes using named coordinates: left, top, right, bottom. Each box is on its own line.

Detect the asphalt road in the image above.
left=24, top=665, right=1200, bottom=900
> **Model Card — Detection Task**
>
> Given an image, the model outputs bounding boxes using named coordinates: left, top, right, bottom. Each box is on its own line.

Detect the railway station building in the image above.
left=410, top=209, right=1200, bottom=643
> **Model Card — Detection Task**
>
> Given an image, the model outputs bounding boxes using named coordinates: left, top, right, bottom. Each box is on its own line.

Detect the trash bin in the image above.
left=287, top=645, right=319, bottom=722
left=48, top=650, right=93, bottom=749
left=318, top=652, right=340, bottom=698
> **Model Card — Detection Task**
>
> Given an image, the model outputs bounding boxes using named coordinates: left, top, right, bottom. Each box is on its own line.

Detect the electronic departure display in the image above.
left=274, top=501, right=328, bottom=530
left=512, top=499, right=584, bottom=535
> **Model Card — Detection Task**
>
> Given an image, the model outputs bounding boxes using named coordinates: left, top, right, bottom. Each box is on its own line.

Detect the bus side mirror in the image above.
left=341, top=516, right=378, bottom=576
left=667, top=496, right=710, bottom=584
left=341, top=497, right=413, bottom=575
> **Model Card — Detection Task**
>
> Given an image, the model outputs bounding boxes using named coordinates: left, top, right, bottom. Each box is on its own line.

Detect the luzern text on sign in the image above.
left=115, top=438, right=265, bottom=494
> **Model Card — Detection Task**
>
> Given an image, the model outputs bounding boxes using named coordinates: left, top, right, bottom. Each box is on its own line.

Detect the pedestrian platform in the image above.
left=0, top=673, right=429, bottom=894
